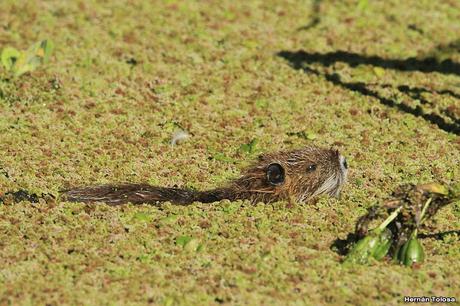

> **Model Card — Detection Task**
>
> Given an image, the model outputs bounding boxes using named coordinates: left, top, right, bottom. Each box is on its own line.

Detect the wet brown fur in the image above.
left=61, top=146, right=347, bottom=205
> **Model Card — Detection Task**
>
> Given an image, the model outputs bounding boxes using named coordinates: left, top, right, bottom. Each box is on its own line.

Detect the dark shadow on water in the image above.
left=419, top=230, right=460, bottom=240
left=0, top=189, right=55, bottom=204
left=0, top=189, right=40, bottom=203
left=330, top=232, right=359, bottom=256
left=278, top=50, right=460, bottom=76
left=395, top=84, right=460, bottom=104
left=277, top=50, right=460, bottom=135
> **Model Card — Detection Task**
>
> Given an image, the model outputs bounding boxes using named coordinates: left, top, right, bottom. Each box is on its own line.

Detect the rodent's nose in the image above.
left=339, top=155, right=348, bottom=169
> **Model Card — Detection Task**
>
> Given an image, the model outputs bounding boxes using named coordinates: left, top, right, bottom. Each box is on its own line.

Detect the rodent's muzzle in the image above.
left=335, top=154, right=349, bottom=196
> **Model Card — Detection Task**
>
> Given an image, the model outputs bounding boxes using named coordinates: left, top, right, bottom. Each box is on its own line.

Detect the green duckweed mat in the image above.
left=0, top=1, right=459, bottom=305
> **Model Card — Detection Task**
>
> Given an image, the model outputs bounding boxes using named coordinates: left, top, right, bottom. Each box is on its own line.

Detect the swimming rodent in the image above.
left=60, top=146, right=348, bottom=205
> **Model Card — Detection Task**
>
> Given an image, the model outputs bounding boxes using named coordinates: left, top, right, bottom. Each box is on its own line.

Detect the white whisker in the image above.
left=312, top=174, right=337, bottom=197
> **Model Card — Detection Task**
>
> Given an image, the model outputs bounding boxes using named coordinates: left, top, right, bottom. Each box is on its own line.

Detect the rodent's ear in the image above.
left=266, top=163, right=285, bottom=186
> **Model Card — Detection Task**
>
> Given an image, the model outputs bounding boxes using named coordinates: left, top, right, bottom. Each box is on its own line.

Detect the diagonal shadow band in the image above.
left=277, top=50, right=460, bottom=135
left=418, top=230, right=460, bottom=240
left=278, top=50, right=460, bottom=76
left=395, top=85, right=460, bottom=101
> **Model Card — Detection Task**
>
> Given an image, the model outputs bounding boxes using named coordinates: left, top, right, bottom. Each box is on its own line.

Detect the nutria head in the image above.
left=232, top=146, right=348, bottom=203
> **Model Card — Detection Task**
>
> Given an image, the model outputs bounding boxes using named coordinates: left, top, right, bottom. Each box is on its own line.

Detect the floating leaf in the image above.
left=287, top=130, right=317, bottom=140
left=239, top=139, right=258, bottom=154
left=1, top=47, right=21, bottom=71
left=175, top=235, right=193, bottom=248
left=11, top=39, right=54, bottom=77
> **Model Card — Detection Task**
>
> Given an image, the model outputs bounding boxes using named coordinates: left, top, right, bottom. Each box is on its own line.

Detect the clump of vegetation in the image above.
left=345, top=183, right=460, bottom=266
left=1, top=39, right=53, bottom=77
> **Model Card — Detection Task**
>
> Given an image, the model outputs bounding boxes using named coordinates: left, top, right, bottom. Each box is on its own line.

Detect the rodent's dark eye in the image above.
left=266, top=163, right=285, bottom=186
left=306, top=164, right=317, bottom=172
